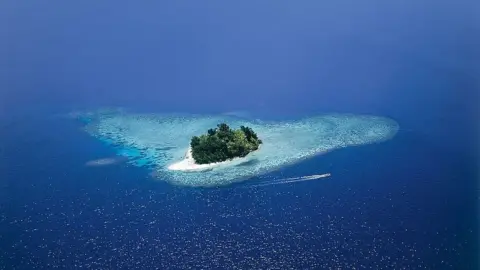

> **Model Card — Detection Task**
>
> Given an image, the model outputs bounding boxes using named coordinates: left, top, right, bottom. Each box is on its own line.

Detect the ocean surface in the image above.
left=2, top=0, right=478, bottom=268
left=0, top=111, right=477, bottom=269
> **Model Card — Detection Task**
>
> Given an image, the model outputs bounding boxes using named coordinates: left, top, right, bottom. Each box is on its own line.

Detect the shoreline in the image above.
left=167, top=147, right=255, bottom=172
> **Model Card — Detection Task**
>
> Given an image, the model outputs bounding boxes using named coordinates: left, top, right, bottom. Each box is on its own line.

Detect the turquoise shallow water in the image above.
left=4, top=111, right=476, bottom=269
left=77, top=110, right=399, bottom=186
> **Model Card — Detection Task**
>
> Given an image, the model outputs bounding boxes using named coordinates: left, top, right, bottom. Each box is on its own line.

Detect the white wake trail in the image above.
left=249, top=173, right=331, bottom=187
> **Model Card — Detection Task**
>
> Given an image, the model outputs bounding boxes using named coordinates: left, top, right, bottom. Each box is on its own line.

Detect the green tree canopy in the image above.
left=190, top=123, right=262, bottom=164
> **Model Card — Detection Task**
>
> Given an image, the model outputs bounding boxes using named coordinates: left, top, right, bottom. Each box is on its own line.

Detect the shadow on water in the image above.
left=156, top=146, right=177, bottom=151
left=235, top=159, right=260, bottom=167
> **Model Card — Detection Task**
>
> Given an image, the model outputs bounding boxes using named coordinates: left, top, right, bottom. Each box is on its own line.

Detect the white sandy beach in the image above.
left=167, top=147, right=254, bottom=172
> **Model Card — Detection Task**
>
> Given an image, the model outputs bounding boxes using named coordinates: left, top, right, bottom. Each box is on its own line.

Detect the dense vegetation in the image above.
left=190, top=123, right=262, bottom=164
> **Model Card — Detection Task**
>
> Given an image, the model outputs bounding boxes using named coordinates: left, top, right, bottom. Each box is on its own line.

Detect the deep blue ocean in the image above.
left=0, top=108, right=477, bottom=269
left=1, top=1, right=478, bottom=269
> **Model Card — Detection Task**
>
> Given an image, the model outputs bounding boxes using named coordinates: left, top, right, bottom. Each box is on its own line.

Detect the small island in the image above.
left=190, top=123, right=262, bottom=164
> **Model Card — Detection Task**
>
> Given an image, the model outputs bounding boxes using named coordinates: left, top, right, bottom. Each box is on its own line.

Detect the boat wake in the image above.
left=247, top=173, right=331, bottom=187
